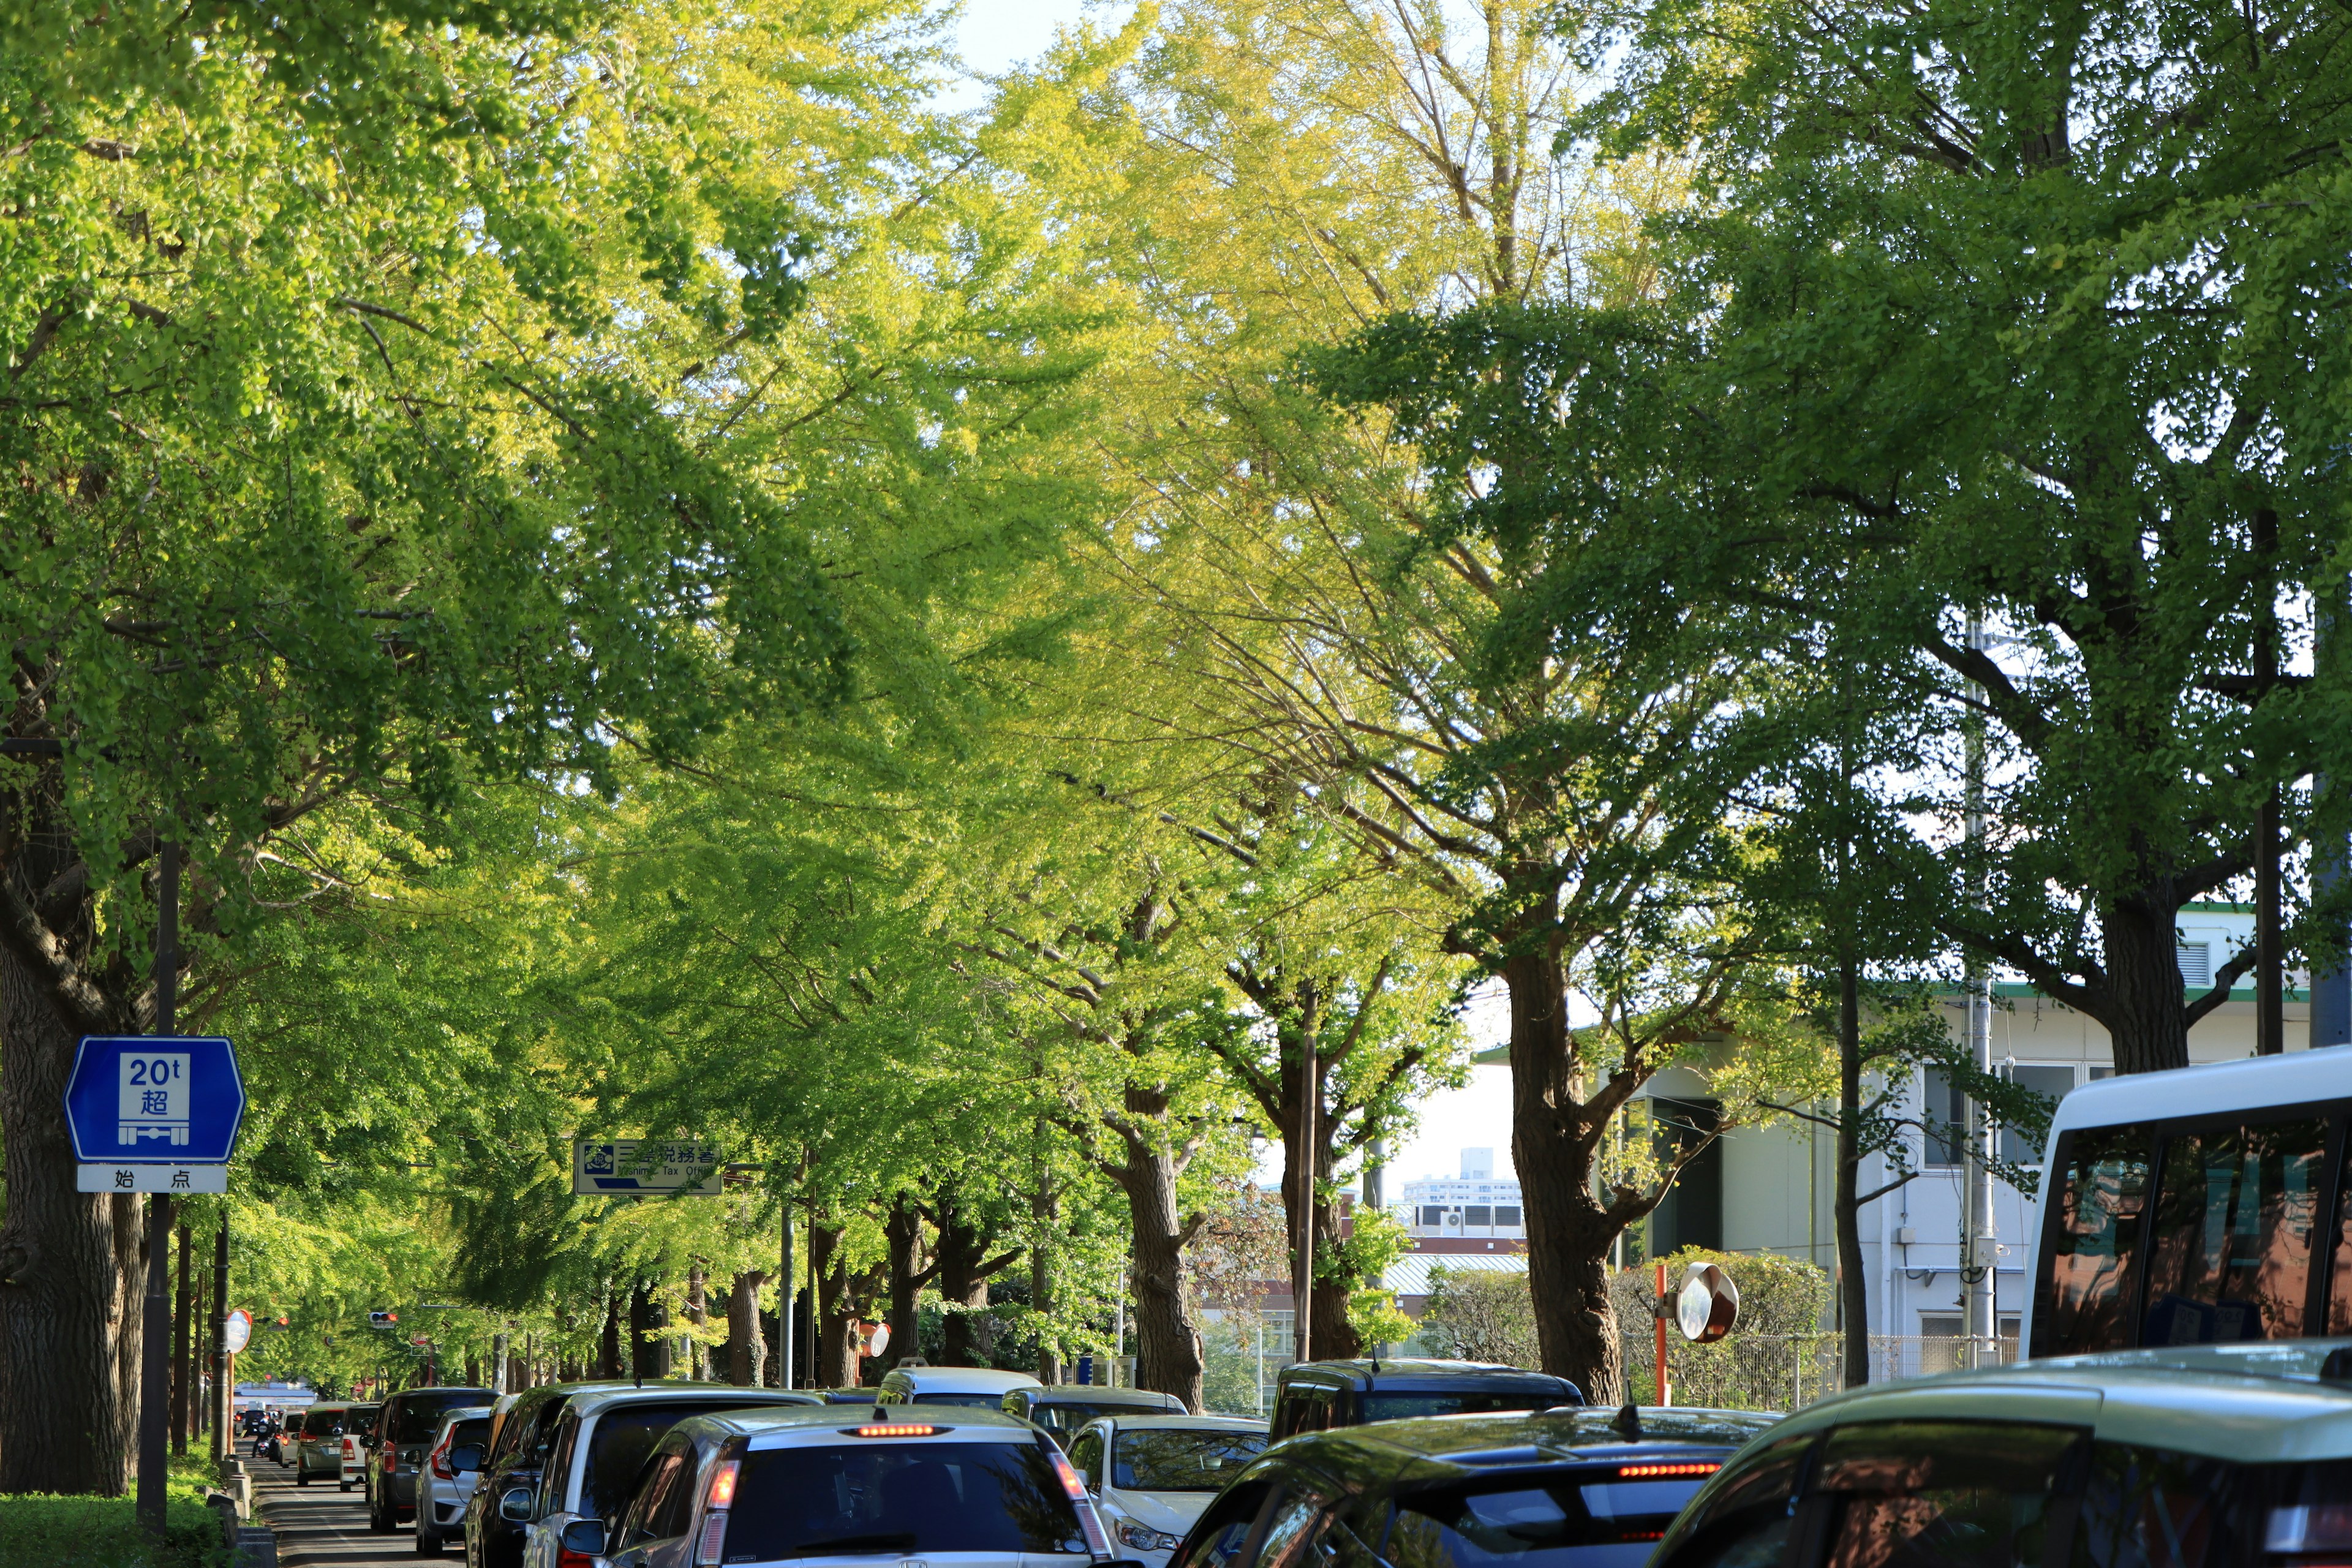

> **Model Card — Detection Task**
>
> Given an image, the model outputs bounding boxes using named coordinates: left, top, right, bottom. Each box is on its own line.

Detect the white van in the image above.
left=2022, top=1049, right=2352, bottom=1359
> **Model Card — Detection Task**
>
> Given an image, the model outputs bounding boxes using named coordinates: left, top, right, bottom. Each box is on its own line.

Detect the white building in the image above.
left=1646, top=903, right=2304, bottom=1359
left=1401, top=1148, right=1527, bottom=1239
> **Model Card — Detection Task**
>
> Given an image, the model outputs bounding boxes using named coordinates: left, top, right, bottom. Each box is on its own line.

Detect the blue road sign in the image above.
left=64, top=1036, right=244, bottom=1165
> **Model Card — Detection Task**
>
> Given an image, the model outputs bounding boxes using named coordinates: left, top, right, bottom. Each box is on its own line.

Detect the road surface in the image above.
left=252, top=1451, right=429, bottom=1568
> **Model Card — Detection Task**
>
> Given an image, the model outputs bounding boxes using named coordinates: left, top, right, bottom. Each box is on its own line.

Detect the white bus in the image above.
left=2024, top=1049, right=2352, bottom=1359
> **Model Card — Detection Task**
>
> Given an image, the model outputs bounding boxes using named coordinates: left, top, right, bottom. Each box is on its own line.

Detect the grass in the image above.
left=0, top=1451, right=241, bottom=1568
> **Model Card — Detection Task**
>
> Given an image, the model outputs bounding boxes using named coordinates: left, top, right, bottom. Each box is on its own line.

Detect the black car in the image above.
left=1269, top=1360, right=1581, bottom=1440
left=1170, top=1406, right=1781, bottom=1568
left=366, top=1384, right=493, bottom=1534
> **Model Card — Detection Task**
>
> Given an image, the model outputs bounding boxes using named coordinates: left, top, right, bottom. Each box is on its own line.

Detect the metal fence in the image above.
left=1657, top=1333, right=2021, bottom=1412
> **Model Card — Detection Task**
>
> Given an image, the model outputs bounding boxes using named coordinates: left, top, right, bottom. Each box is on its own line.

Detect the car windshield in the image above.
left=1386, top=1469, right=1718, bottom=1568
left=1363, top=1392, right=1550, bottom=1423
left=726, top=1442, right=1089, bottom=1558
left=583, top=1403, right=786, bottom=1523
left=397, top=1393, right=489, bottom=1444
left=1110, top=1430, right=1268, bottom=1491
left=911, top=1392, right=1011, bottom=1409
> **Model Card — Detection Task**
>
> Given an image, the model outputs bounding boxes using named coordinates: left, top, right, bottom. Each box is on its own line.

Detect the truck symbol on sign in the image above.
left=117, top=1053, right=191, bottom=1147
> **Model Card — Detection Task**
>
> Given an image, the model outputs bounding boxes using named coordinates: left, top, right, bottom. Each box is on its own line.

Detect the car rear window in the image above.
left=1363, top=1392, right=1551, bottom=1423
left=347, top=1406, right=380, bottom=1436
left=1033, top=1401, right=1152, bottom=1433
left=1387, top=1466, right=1720, bottom=1568
left=725, top=1441, right=1089, bottom=1558
left=582, top=1403, right=782, bottom=1523
left=911, top=1392, right=1011, bottom=1409
left=397, top=1392, right=491, bottom=1444
left=304, top=1409, right=345, bottom=1437
left=1112, top=1430, right=1268, bottom=1491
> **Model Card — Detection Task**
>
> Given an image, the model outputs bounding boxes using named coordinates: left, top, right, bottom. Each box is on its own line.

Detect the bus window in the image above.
left=2031, top=1126, right=2152, bottom=1358
left=2138, top=1118, right=2324, bottom=1344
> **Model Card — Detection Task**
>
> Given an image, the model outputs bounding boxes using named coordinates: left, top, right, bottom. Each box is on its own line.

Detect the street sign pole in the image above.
left=135, top=842, right=179, bottom=1537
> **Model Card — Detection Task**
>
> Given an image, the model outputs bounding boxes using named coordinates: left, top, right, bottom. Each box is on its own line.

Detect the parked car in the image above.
left=1066, top=1414, right=1270, bottom=1566
left=874, top=1363, right=1044, bottom=1409
left=584, top=1403, right=1128, bottom=1568
left=1650, top=1340, right=2352, bottom=1568
left=341, top=1403, right=384, bottom=1491
left=415, top=1405, right=496, bottom=1558
left=1005, top=1385, right=1188, bottom=1447
left=464, top=1382, right=638, bottom=1568
left=293, top=1402, right=356, bottom=1487
left=368, top=1385, right=496, bottom=1534
left=808, top=1388, right=886, bottom=1404
left=510, top=1384, right=823, bottom=1568
left=1268, top=1360, right=1581, bottom=1439
left=1168, top=1403, right=1777, bottom=1568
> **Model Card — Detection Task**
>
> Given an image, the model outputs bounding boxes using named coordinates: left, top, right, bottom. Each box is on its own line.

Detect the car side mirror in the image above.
left=448, top=1445, right=486, bottom=1473
left=499, top=1487, right=535, bottom=1523
left=561, top=1520, right=608, bottom=1556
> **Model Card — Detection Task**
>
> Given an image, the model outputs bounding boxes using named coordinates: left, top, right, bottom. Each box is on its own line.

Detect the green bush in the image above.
left=0, top=1478, right=236, bottom=1568
left=1419, top=1267, right=1540, bottom=1366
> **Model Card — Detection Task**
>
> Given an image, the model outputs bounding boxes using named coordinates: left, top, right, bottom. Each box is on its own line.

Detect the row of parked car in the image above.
left=265, top=1338, right=2352, bottom=1568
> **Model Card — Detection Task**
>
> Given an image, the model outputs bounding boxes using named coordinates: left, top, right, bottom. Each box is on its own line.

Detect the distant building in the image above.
left=1400, top=1147, right=1526, bottom=1240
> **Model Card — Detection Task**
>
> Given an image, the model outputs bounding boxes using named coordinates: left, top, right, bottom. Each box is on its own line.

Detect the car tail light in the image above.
left=694, top=1461, right=739, bottom=1566
left=1047, top=1447, right=1113, bottom=1559
left=384, top=1447, right=398, bottom=1477
left=850, top=1424, right=939, bottom=1438
left=429, top=1435, right=456, bottom=1480
left=558, top=1547, right=598, bottom=1568
left=2269, top=1505, right=2352, bottom=1553
left=1615, top=1461, right=1720, bottom=1479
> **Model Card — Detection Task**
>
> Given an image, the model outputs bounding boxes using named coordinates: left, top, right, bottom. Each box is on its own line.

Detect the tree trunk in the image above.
left=111, top=1192, right=143, bottom=1482
left=1505, top=947, right=1630, bottom=1406
left=600, top=1294, right=621, bottom=1379
left=1836, top=957, right=1870, bottom=1389
left=628, top=1284, right=669, bottom=1380
left=686, top=1264, right=707, bottom=1380
left=810, top=1220, right=884, bottom=1388
left=1106, top=1114, right=1203, bottom=1411
left=728, top=1270, right=766, bottom=1387
left=0, top=947, right=133, bottom=1493
left=2102, top=900, right=2192, bottom=1074
left=932, top=1194, right=1015, bottom=1368
left=883, top=1199, right=929, bottom=1370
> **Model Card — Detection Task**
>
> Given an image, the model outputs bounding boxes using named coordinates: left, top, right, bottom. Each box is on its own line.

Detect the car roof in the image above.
left=1279, top=1359, right=1576, bottom=1392
left=435, top=1406, right=496, bottom=1423
left=391, top=1386, right=494, bottom=1401
left=681, top=1403, right=1045, bottom=1448
left=561, top=1384, right=823, bottom=1419
left=1088, top=1413, right=1268, bottom=1433
left=1261, top=1407, right=1768, bottom=1485
left=881, top=1366, right=1045, bottom=1393
left=1759, top=1341, right=2352, bottom=1466
left=1025, top=1386, right=1185, bottom=1407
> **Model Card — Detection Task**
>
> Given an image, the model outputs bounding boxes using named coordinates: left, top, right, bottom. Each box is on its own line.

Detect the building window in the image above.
left=1496, top=1207, right=1521, bottom=1226
left=2177, top=942, right=2212, bottom=987
left=1921, top=1068, right=1967, bottom=1167
left=2000, top=1066, right=2078, bottom=1164
left=1418, top=1206, right=1446, bottom=1226
left=1464, top=1206, right=1492, bottom=1226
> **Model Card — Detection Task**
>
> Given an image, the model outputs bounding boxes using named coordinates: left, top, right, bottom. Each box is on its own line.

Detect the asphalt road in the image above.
left=252, top=1451, right=434, bottom=1568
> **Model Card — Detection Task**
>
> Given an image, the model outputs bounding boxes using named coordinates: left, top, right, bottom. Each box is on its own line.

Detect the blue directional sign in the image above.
left=64, top=1036, right=245, bottom=1164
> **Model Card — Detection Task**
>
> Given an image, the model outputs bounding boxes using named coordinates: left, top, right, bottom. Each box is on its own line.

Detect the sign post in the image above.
left=64, top=873, right=245, bottom=1531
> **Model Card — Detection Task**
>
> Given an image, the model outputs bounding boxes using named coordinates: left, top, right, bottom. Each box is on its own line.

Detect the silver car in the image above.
left=1064, top=1415, right=1268, bottom=1567
left=415, top=1404, right=495, bottom=1556
left=582, top=1403, right=1124, bottom=1568
left=511, top=1385, right=822, bottom=1568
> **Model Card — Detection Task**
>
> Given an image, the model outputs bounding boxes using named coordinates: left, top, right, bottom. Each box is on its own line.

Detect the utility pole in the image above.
left=1962, top=619, right=1997, bottom=1368
left=2256, top=509, right=2285, bottom=1054
left=778, top=1198, right=794, bottom=1390
left=136, top=842, right=181, bottom=1535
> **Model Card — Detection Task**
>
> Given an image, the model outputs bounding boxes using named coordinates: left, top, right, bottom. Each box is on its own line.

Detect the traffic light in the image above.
left=368, top=1310, right=399, bottom=1326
